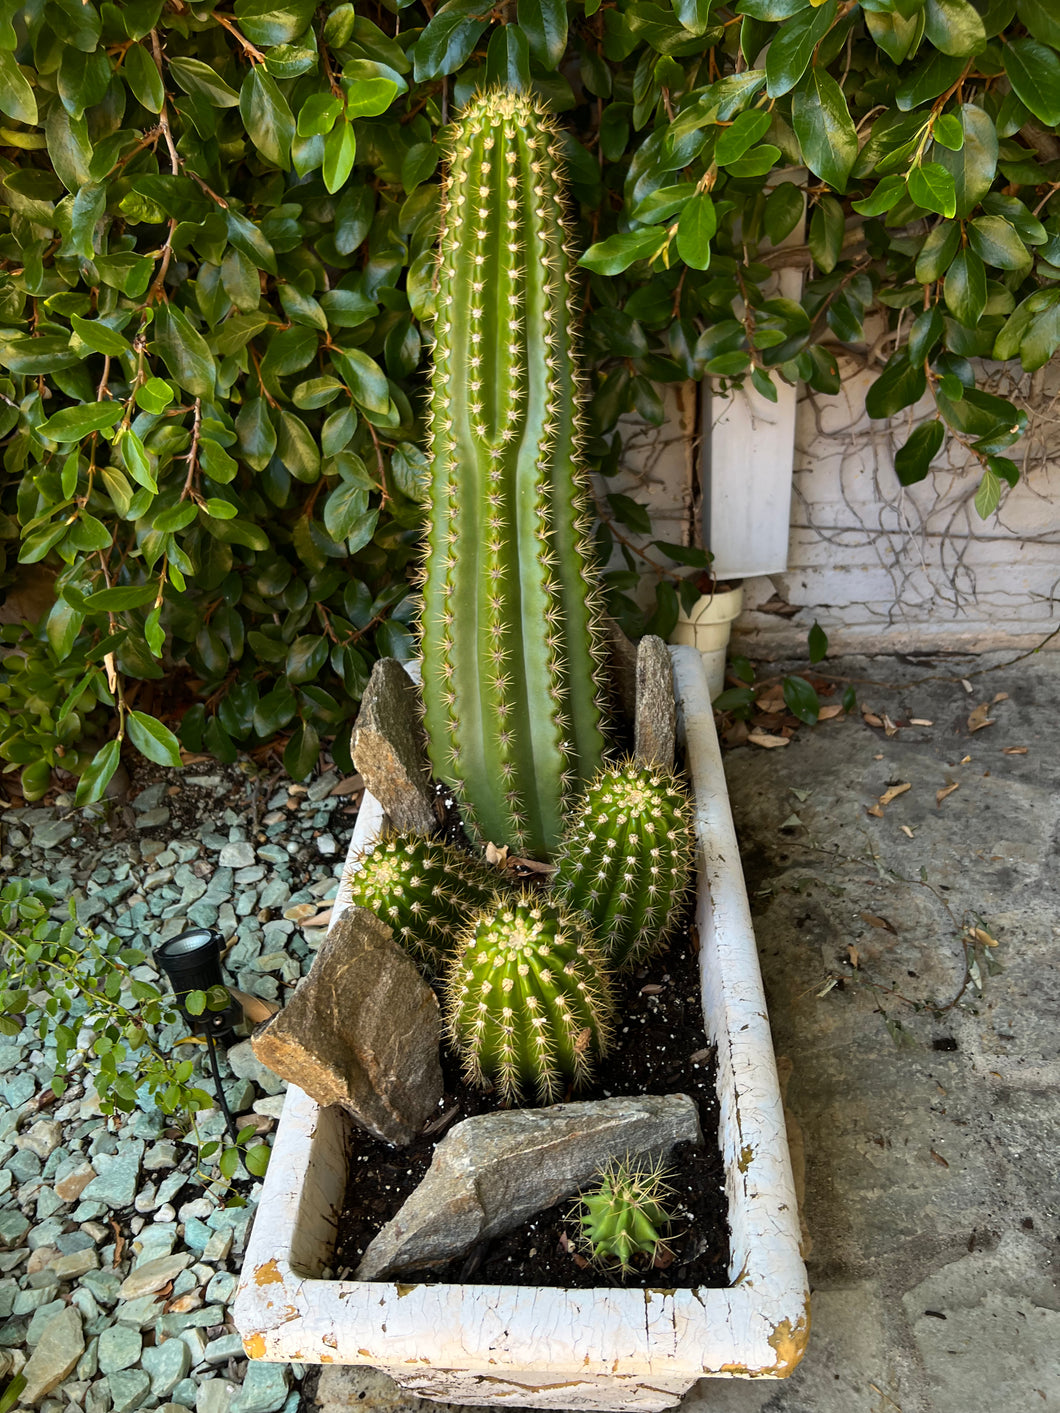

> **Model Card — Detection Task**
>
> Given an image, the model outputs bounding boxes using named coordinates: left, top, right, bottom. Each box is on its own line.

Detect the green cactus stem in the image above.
left=420, top=89, right=606, bottom=862
left=341, top=833, right=498, bottom=974
left=445, top=893, right=615, bottom=1105
left=551, top=760, right=695, bottom=969
left=573, top=1156, right=674, bottom=1274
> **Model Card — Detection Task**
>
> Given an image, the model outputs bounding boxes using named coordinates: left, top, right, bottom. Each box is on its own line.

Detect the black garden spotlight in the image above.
left=155, top=926, right=243, bottom=1142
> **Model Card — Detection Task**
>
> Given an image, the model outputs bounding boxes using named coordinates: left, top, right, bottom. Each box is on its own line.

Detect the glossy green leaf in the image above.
left=0, top=51, right=37, bottom=125
left=323, top=119, right=356, bottom=194
left=792, top=68, right=858, bottom=192
left=518, top=0, right=568, bottom=68
left=923, top=0, right=986, bottom=54
left=968, top=214, right=1029, bottom=270
left=240, top=68, right=295, bottom=169
left=907, top=162, right=956, bottom=218
left=580, top=229, right=668, bottom=274
left=283, top=720, right=320, bottom=780
left=808, top=194, right=844, bottom=272
left=944, top=247, right=987, bottom=326
left=894, top=419, right=945, bottom=485
left=675, top=192, right=716, bottom=269
left=1004, top=39, right=1060, bottom=126
left=38, top=402, right=123, bottom=441
left=915, top=220, right=961, bottom=283
left=124, top=42, right=165, bottom=114
left=932, top=104, right=997, bottom=218
left=126, top=710, right=182, bottom=768
left=1017, top=0, right=1060, bottom=47
left=865, top=353, right=927, bottom=419
left=766, top=0, right=836, bottom=98
left=75, top=739, right=121, bottom=806
left=411, top=2, right=490, bottom=82
left=783, top=675, right=820, bottom=725
left=168, top=57, right=240, bottom=107
left=973, top=465, right=1001, bottom=518
left=150, top=305, right=216, bottom=399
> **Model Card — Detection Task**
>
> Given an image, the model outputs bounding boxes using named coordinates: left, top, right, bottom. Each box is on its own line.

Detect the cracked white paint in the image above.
left=234, top=647, right=809, bottom=1409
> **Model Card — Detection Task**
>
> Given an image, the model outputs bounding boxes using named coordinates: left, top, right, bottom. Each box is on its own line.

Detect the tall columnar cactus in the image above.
left=446, top=894, right=615, bottom=1105
left=420, top=90, right=606, bottom=862
left=341, top=834, right=498, bottom=974
left=552, top=762, right=696, bottom=969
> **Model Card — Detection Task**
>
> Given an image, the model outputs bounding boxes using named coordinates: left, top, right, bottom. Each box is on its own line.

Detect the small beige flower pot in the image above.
left=670, top=582, right=744, bottom=701
left=234, top=646, right=808, bottom=1410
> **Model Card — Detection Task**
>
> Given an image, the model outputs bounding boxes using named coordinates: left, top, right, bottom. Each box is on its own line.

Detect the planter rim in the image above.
left=234, top=646, right=808, bottom=1396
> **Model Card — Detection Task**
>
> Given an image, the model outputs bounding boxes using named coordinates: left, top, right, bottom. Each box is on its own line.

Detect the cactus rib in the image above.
left=445, top=893, right=615, bottom=1105
left=420, top=90, right=606, bottom=861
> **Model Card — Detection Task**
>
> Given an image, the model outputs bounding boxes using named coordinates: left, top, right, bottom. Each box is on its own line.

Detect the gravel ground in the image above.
left=0, top=757, right=363, bottom=1413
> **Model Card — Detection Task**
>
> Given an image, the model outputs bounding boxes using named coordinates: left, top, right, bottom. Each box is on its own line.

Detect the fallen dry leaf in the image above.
left=936, top=782, right=960, bottom=806
left=508, top=855, right=557, bottom=875
left=930, top=1149, right=950, bottom=1169
left=485, top=842, right=509, bottom=867
left=960, top=754, right=972, bottom=764
left=878, top=782, right=911, bottom=806
left=862, top=710, right=884, bottom=728
left=639, top=983, right=665, bottom=995
left=1002, top=746, right=1028, bottom=755
left=865, top=804, right=884, bottom=818
left=960, top=678, right=974, bottom=694
left=817, top=703, right=844, bottom=721
left=968, top=703, right=996, bottom=733
left=755, top=684, right=787, bottom=714
left=847, top=944, right=860, bottom=968
left=748, top=729, right=790, bottom=749
left=992, top=692, right=1009, bottom=704
left=900, top=825, right=915, bottom=839
left=690, top=1048, right=711, bottom=1064
left=330, top=774, right=364, bottom=796
left=861, top=912, right=896, bottom=933
left=971, top=927, right=998, bottom=948
left=652, top=1246, right=676, bottom=1269
left=910, top=718, right=934, bottom=726
left=882, top=713, right=899, bottom=738
left=300, top=908, right=333, bottom=929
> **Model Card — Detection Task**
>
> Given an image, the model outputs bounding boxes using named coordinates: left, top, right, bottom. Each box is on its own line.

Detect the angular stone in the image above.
left=20, top=1304, right=83, bottom=1404
left=108, top=1367, right=151, bottom=1413
left=634, top=633, right=676, bottom=770
left=79, top=1140, right=143, bottom=1209
left=226, top=1040, right=286, bottom=1097
left=355, top=1092, right=702, bottom=1280
left=54, top=1160, right=97, bottom=1203
left=252, top=908, right=442, bottom=1146
left=197, top=1377, right=239, bottom=1413
left=219, top=841, right=255, bottom=869
left=97, top=1323, right=142, bottom=1373
left=17, top=1119, right=62, bottom=1159
left=350, top=658, right=436, bottom=836
left=119, top=1252, right=191, bottom=1300
left=51, top=1248, right=98, bottom=1281
left=142, top=1335, right=190, bottom=1397
left=231, top=1360, right=291, bottom=1413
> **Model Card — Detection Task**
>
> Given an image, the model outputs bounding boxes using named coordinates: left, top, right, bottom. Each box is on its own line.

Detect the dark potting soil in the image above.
left=331, top=917, right=731, bottom=1290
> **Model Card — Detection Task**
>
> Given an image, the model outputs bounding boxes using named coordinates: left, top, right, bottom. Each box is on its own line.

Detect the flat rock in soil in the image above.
left=635, top=633, right=676, bottom=770
left=355, top=1091, right=702, bottom=1280
left=350, top=657, right=436, bottom=836
left=19, top=1303, right=83, bottom=1404
left=252, top=907, right=443, bottom=1146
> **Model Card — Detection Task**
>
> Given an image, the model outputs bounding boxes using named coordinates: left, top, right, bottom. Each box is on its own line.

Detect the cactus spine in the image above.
left=552, top=761, right=695, bottom=969
left=446, top=894, right=615, bottom=1105
left=574, top=1157, right=674, bottom=1273
left=341, top=834, right=497, bottom=974
left=420, top=90, right=606, bottom=862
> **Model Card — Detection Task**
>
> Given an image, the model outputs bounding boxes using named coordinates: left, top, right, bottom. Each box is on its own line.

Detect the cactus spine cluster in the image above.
left=420, top=90, right=606, bottom=862
left=445, top=894, right=615, bottom=1105
left=341, top=834, right=497, bottom=974
left=574, top=1157, right=674, bottom=1273
left=552, top=761, right=695, bottom=969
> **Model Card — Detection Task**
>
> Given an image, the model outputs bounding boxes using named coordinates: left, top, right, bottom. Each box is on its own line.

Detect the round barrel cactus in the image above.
left=445, top=894, right=615, bottom=1105
left=419, top=89, right=607, bottom=862
left=574, top=1157, right=674, bottom=1274
left=552, top=761, right=695, bottom=969
left=342, top=833, right=497, bottom=974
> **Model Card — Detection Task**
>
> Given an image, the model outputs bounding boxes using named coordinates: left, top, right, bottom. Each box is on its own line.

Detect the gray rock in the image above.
left=17, top=1119, right=62, bottom=1159
left=79, top=1140, right=143, bottom=1209
left=33, top=820, right=76, bottom=851
left=350, top=658, right=436, bottom=836
left=219, top=841, right=255, bottom=869
left=197, top=1378, right=239, bottom=1413
left=143, top=1140, right=179, bottom=1171
left=137, top=808, right=171, bottom=830
left=231, top=1360, right=291, bottom=1413
left=226, top=1041, right=286, bottom=1097
left=355, top=1092, right=702, bottom=1280
left=107, top=1367, right=151, bottom=1413
left=20, top=1304, right=83, bottom=1404
left=142, top=1335, right=190, bottom=1397
left=51, top=1249, right=97, bottom=1281
left=252, top=908, right=443, bottom=1146
left=97, top=1324, right=142, bottom=1374
left=634, top=633, right=676, bottom=770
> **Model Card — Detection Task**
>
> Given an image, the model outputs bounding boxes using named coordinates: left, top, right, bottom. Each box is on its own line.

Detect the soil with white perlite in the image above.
left=331, top=913, right=730, bottom=1289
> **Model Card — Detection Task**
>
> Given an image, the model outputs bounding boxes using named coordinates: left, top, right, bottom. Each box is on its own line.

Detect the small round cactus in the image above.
left=341, top=833, right=497, bottom=974
left=445, top=894, right=615, bottom=1105
left=551, top=761, right=696, bottom=969
left=573, top=1156, right=674, bottom=1274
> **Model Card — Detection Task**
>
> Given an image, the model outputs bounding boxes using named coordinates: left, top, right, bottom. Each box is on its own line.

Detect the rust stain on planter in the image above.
left=395, top=1283, right=419, bottom=1297
left=243, top=1333, right=266, bottom=1359
left=738, top=1144, right=754, bottom=1172
left=254, top=1259, right=283, bottom=1286
left=767, top=1312, right=810, bottom=1375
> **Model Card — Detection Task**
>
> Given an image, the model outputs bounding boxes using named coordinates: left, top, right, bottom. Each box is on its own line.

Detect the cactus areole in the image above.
left=420, top=90, right=606, bottom=862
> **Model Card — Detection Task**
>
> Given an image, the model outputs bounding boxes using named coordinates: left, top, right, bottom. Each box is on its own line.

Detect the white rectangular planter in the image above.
left=234, top=645, right=808, bottom=1410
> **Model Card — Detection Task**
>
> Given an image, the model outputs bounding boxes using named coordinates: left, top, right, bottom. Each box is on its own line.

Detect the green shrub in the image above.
left=1, top=0, right=1056, bottom=796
